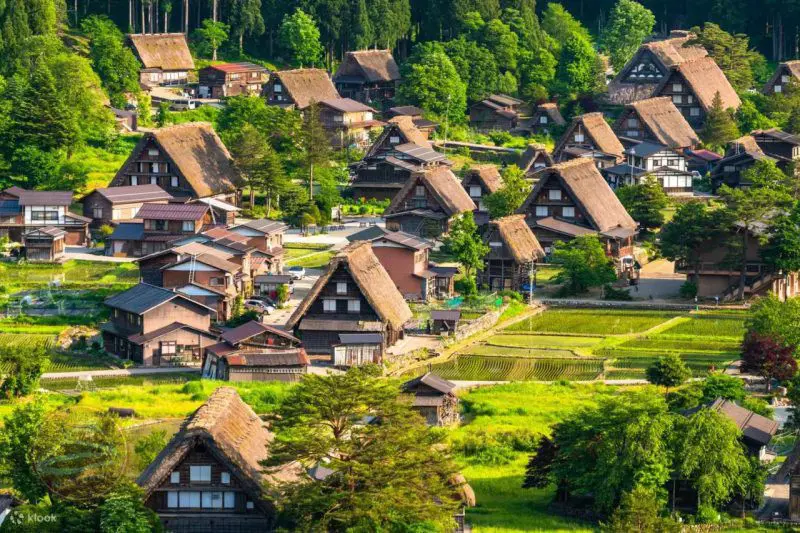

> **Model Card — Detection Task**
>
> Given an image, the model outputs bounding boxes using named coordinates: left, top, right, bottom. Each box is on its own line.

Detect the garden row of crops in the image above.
left=40, top=373, right=198, bottom=391
left=427, top=355, right=604, bottom=381
left=505, top=309, right=681, bottom=335
left=462, top=345, right=580, bottom=358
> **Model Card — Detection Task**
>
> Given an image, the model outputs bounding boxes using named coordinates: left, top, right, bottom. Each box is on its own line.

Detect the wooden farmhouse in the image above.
left=102, top=283, right=218, bottom=366
left=699, top=399, right=778, bottom=459
left=0, top=188, right=90, bottom=245
left=462, top=165, right=502, bottom=224
left=135, top=242, right=237, bottom=285
left=201, top=321, right=309, bottom=382
left=607, top=30, right=708, bottom=105
left=128, top=33, right=195, bottom=87
left=764, top=60, right=800, bottom=95
left=318, top=98, right=383, bottom=149
left=553, top=113, right=625, bottom=169
left=22, top=227, right=66, bottom=262
left=752, top=128, right=800, bottom=164
left=478, top=215, right=545, bottom=292
left=401, top=373, right=460, bottom=426
left=264, top=68, right=340, bottom=110
left=346, top=226, right=456, bottom=301
left=710, top=136, right=776, bottom=191
left=385, top=105, right=438, bottom=136
left=161, top=252, right=245, bottom=321
left=518, top=103, right=566, bottom=136
left=469, top=94, right=525, bottom=132
left=517, top=159, right=638, bottom=262
left=136, top=387, right=300, bottom=532
left=351, top=115, right=444, bottom=201
left=333, top=49, right=401, bottom=106
left=82, top=184, right=173, bottom=229
left=604, top=141, right=694, bottom=195
left=106, top=202, right=211, bottom=257
left=228, top=219, right=287, bottom=271
left=384, top=166, right=476, bottom=239
left=285, top=241, right=412, bottom=355
left=197, top=62, right=268, bottom=99
left=518, top=144, right=554, bottom=178
left=651, top=56, right=741, bottom=129
left=110, top=123, right=242, bottom=204
left=613, top=97, right=700, bottom=150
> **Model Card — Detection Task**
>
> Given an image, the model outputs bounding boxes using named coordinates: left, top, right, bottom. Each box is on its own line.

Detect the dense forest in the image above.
left=58, top=0, right=800, bottom=63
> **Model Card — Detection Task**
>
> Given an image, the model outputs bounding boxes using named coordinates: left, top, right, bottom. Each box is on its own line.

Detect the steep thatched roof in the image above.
left=726, top=135, right=763, bottom=156
left=642, top=32, right=707, bottom=68
left=519, top=144, right=554, bottom=173
left=128, top=33, right=194, bottom=71
left=670, top=57, right=741, bottom=111
left=387, top=116, right=430, bottom=147
left=273, top=68, right=340, bottom=109
left=623, top=97, right=700, bottom=149
left=465, top=165, right=502, bottom=194
left=535, top=103, right=565, bottom=125
left=765, top=60, right=800, bottom=92
left=555, top=113, right=625, bottom=160
left=386, top=166, right=476, bottom=217
left=519, top=159, right=637, bottom=233
left=134, top=123, right=240, bottom=198
left=136, top=387, right=300, bottom=503
left=286, top=242, right=412, bottom=330
left=490, top=215, right=545, bottom=263
left=334, top=49, right=401, bottom=83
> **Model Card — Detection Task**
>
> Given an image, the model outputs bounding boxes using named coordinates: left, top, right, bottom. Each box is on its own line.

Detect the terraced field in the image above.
left=0, top=333, right=115, bottom=373
left=416, top=308, right=747, bottom=382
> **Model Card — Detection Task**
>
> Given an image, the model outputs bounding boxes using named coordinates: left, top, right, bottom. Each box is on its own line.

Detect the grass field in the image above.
left=425, top=308, right=747, bottom=382
left=283, top=243, right=336, bottom=268
left=0, top=260, right=139, bottom=290
left=0, top=333, right=117, bottom=373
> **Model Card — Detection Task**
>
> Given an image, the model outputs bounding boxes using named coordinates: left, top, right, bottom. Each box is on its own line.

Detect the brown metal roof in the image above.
left=94, top=184, right=173, bottom=204
left=319, top=97, right=376, bottom=113
left=16, top=190, right=73, bottom=206
left=137, top=202, right=209, bottom=220
left=220, top=320, right=300, bottom=346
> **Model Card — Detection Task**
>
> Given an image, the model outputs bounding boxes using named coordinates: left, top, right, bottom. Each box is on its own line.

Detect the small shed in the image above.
left=431, top=309, right=461, bottom=335
left=332, top=333, right=384, bottom=367
left=254, top=274, right=294, bottom=300
left=23, top=227, right=66, bottom=262
left=402, top=372, right=460, bottom=426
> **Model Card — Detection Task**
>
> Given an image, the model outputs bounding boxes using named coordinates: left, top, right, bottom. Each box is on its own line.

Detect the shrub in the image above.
left=181, top=381, right=204, bottom=395
left=497, top=289, right=523, bottom=302
left=696, top=504, right=720, bottom=524
left=134, top=430, right=167, bottom=470
left=455, top=277, right=477, bottom=296
left=453, top=431, right=516, bottom=465
left=99, top=224, right=114, bottom=237
left=680, top=280, right=698, bottom=299
left=603, top=284, right=632, bottom=301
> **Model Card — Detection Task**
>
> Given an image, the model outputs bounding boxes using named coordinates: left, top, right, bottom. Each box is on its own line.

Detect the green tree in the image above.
left=554, top=34, right=603, bottom=98
left=0, top=344, right=47, bottom=398
left=548, top=391, right=674, bottom=513
left=603, top=485, right=677, bottom=533
left=552, top=234, right=617, bottom=295
left=518, top=44, right=557, bottom=102
left=194, top=19, right=229, bottom=60
left=443, top=37, right=499, bottom=102
left=229, top=0, right=265, bottom=54
left=688, top=23, right=764, bottom=92
left=700, top=92, right=740, bottom=151
left=481, top=18, right=518, bottom=72
left=156, top=101, right=170, bottom=127
left=701, top=373, right=746, bottom=403
left=228, top=123, right=271, bottom=207
left=442, top=211, right=490, bottom=279
left=484, top=164, right=530, bottom=218
left=134, top=430, right=167, bottom=471
left=351, top=0, right=373, bottom=49
left=762, top=202, right=800, bottom=281
left=81, top=15, right=142, bottom=107
left=398, top=42, right=467, bottom=125
left=601, top=0, right=656, bottom=71
left=265, top=367, right=461, bottom=531
left=736, top=97, right=776, bottom=133
left=300, top=102, right=331, bottom=201
left=747, top=295, right=800, bottom=350
left=646, top=354, right=691, bottom=394
left=659, top=202, right=723, bottom=281
left=541, top=3, right=592, bottom=55
left=674, top=408, right=747, bottom=509
left=98, top=483, right=159, bottom=533
left=615, top=178, right=668, bottom=231
left=279, top=8, right=323, bottom=67
left=0, top=401, right=48, bottom=503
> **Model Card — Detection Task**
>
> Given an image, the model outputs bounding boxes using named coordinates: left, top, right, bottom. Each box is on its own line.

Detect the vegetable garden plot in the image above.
left=487, top=334, right=604, bottom=348
left=659, top=316, right=745, bottom=339
left=505, top=309, right=679, bottom=335
left=615, top=337, right=741, bottom=353
left=427, top=355, right=604, bottom=381
left=462, top=345, right=580, bottom=358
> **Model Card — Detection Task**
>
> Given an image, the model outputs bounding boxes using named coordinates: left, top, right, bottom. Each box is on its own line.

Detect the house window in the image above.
left=389, top=136, right=400, bottom=144
left=161, top=341, right=176, bottom=355
left=775, top=85, right=783, bottom=93
left=724, top=165, right=737, bottom=172
left=539, top=116, right=548, bottom=124
left=627, top=118, right=638, bottom=128
left=210, top=277, right=223, bottom=286
left=130, top=176, right=138, bottom=186
left=150, top=176, right=158, bottom=185
left=690, top=107, right=700, bottom=117
left=323, top=299, right=336, bottom=313
left=469, top=186, right=482, bottom=198
left=336, top=282, right=347, bottom=294
left=672, top=83, right=683, bottom=92
left=687, top=95, right=694, bottom=103
left=167, top=492, right=179, bottom=508
left=202, top=492, right=224, bottom=508
left=170, top=471, right=180, bottom=484
left=548, top=189, right=561, bottom=201
left=562, top=206, right=575, bottom=218
left=348, top=299, right=361, bottom=313
left=171, top=176, right=179, bottom=187
left=672, top=95, right=682, bottom=104
left=179, top=491, right=201, bottom=508
left=574, top=133, right=585, bottom=142
left=535, top=206, right=548, bottom=217
left=148, top=148, right=159, bottom=156
left=489, top=241, right=502, bottom=247
left=182, top=220, right=194, bottom=232
left=189, top=465, right=211, bottom=482
left=113, top=309, right=118, bottom=318
left=668, top=159, right=679, bottom=167
left=92, top=207, right=103, bottom=219
left=151, top=163, right=159, bottom=173
left=221, top=472, right=230, bottom=484
left=247, top=501, right=255, bottom=510
left=274, top=84, right=282, bottom=92
left=626, top=130, right=639, bottom=137
left=415, top=185, right=425, bottom=197
left=783, top=75, right=790, bottom=83
left=224, top=492, right=236, bottom=508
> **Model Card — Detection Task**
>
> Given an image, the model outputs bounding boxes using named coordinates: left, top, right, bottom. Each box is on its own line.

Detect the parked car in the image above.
left=244, top=299, right=275, bottom=314
left=288, top=266, right=305, bottom=280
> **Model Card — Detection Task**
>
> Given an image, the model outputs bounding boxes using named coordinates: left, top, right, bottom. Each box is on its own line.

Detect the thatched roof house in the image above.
left=137, top=387, right=300, bottom=530
left=666, top=56, right=741, bottom=112
left=385, top=166, right=477, bottom=238
left=110, top=123, right=241, bottom=202
left=553, top=113, right=625, bottom=165
left=614, top=97, right=700, bottom=150
left=519, top=102, right=566, bottom=135
left=517, top=159, right=637, bottom=261
left=479, top=215, right=545, bottom=291
left=491, top=215, right=545, bottom=264
left=402, top=373, right=460, bottom=426
left=764, top=60, right=800, bottom=95
left=266, top=68, right=340, bottom=109
left=128, top=33, right=194, bottom=87
left=385, top=116, right=431, bottom=147
left=334, top=50, right=401, bottom=104
left=519, top=144, right=554, bottom=176
left=286, top=241, right=412, bottom=353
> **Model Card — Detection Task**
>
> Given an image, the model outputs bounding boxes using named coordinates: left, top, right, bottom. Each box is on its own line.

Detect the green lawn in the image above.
left=283, top=243, right=335, bottom=268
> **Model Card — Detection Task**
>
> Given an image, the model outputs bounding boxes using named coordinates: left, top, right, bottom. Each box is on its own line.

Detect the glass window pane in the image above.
left=167, top=492, right=178, bottom=508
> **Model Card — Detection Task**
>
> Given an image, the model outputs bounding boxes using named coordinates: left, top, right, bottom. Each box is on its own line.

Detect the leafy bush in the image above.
left=455, top=277, right=477, bottom=295
left=680, top=280, right=698, bottom=299
left=696, top=504, right=720, bottom=524
left=453, top=431, right=517, bottom=465
left=181, top=381, right=204, bottom=395
left=602, top=284, right=632, bottom=301
left=497, top=289, right=523, bottom=302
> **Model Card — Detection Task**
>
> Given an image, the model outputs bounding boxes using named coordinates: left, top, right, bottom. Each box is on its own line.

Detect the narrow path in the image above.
left=42, top=367, right=200, bottom=379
